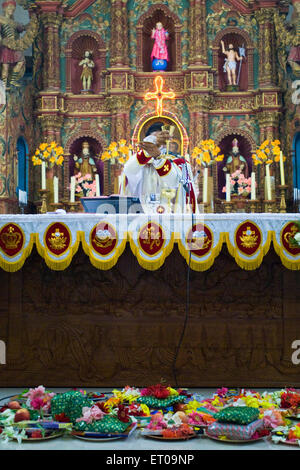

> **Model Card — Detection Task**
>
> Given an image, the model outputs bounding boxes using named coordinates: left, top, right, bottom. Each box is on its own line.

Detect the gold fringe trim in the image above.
left=177, top=232, right=225, bottom=272
left=35, top=232, right=81, bottom=271
left=128, top=231, right=175, bottom=271
left=0, top=233, right=35, bottom=272
left=272, top=231, right=300, bottom=270
left=225, top=231, right=273, bottom=271
left=81, top=231, right=127, bottom=271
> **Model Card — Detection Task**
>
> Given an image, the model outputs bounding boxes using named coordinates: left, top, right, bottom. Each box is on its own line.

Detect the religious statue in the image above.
left=220, top=40, right=244, bottom=86
left=79, top=51, right=95, bottom=93
left=0, top=0, right=38, bottom=89
left=222, top=138, right=249, bottom=177
left=151, top=22, right=169, bottom=71
left=73, top=141, right=98, bottom=176
left=120, top=123, right=198, bottom=213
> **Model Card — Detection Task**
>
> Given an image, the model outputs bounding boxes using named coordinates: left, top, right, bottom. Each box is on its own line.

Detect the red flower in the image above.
left=95, top=402, right=109, bottom=413
left=117, top=405, right=130, bottom=423
left=55, top=413, right=70, bottom=423
left=0, top=406, right=8, bottom=413
left=31, top=431, right=43, bottom=439
left=141, top=384, right=170, bottom=399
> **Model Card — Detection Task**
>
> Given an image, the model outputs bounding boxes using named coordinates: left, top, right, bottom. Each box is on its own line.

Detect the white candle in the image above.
left=203, top=167, right=208, bottom=203
left=53, top=176, right=59, bottom=204
left=279, top=151, right=285, bottom=185
left=265, top=164, right=272, bottom=200
left=251, top=172, right=256, bottom=200
left=226, top=173, right=231, bottom=202
left=70, top=176, right=75, bottom=203
left=41, top=161, right=46, bottom=190
left=95, top=174, right=100, bottom=197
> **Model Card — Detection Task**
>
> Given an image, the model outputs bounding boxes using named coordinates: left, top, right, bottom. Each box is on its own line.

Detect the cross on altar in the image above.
left=144, top=76, right=175, bottom=116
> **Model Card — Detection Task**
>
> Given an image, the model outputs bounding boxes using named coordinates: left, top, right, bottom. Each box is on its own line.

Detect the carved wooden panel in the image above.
left=0, top=245, right=300, bottom=387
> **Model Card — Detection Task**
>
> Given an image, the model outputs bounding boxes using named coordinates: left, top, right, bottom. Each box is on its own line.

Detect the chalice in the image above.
left=161, top=188, right=176, bottom=213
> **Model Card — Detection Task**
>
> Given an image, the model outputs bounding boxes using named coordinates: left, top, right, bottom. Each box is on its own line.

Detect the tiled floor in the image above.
left=0, top=388, right=298, bottom=451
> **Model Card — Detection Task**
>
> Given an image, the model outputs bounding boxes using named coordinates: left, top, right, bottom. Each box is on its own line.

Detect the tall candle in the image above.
left=41, top=161, right=46, bottom=190
left=53, top=176, right=59, bottom=204
left=203, top=167, right=208, bottom=203
left=226, top=173, right=231, bottom=202
left=95, top=174, right=100, bottom=197
left=70, top=176, right=75, bottom=203
left=279, top=151, right=285, bottom=185
left=251, top=172, right=256, bottom=200
left=265, top=164, right=272, bottom=200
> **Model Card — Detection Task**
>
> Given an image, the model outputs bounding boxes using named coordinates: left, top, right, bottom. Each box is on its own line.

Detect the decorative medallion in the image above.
left=0, top=223, right=24, bottom=257
left=44, top=223, right=71, bottom=256
left=186, top=224, right=213, bottom=257
left=90, top=222, right=117, bottom=256
left=235, top=221, right=262, bottom=256
left=281, top=222, right=300, bottom=256
left=138, top=222, right=165, bottom=256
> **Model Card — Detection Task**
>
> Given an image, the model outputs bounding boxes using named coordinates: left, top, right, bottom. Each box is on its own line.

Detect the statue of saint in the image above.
left=0, top=0, right=38, bottom=88
left=220, top=40, right=243, bottom=86
left=73, top=141, right=98, bottom=176
left=151, top=22, right=169, bottom=62
left=222, top=138, right=249, bottom=177
left=79, top=51, right=95, bottom=93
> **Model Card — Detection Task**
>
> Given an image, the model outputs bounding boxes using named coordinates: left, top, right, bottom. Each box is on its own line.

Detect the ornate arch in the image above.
left=215, top=127, right=257, bottom=152
left=212, top=27, right=255, bottom=90
left=132, top=110, right=189, bottom=156
left=63, top=130, right=108, bottom=196
left=65, top=30, right=106, bottom=94
left=136, top=4, right=182, bottom=72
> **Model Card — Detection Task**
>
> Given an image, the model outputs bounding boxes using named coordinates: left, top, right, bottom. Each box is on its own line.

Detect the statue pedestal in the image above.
left=226, top=84, right=238, bottom=92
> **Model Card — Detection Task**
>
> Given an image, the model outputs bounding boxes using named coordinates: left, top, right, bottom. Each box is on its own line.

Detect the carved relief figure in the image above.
left=73, top=141, right=98, bottom=176
left=223, top=138, right=249, bottom=177
left=0, top=0, right=38, bottom=88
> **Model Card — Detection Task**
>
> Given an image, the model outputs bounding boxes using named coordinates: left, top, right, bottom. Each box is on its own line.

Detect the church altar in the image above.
left=0, top=213, right=300, bottom=272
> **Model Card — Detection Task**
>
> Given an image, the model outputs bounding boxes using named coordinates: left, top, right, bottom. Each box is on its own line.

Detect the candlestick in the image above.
left=249, top=199, right=259, bottom=213
left=265, top=164, right=272, bottom=201
left=95, top=174, right=100, bottom=197
left=203, top=167, right=208, bottom=203
left=264, top=199, right=276, bottom=213
left=41, top=162, right=46, bottom=190
left=279, top=151, right=285, bottom=186
left=53, top=176, right=59, bottom=204
left=223, top=201, right=233, bottom=213
left=70, top=176, right=75, bottom=203
left=278, top=184, right=288, bottom=213
left=39, top=189, right=49, bottom=214
left=251, top=172, right=256, bottom=200
left=226, top=173, right=231, bottom=202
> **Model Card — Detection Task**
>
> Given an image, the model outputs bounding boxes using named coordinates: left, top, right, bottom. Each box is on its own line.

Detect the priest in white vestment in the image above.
left=120, top=123, right=198, bottom=213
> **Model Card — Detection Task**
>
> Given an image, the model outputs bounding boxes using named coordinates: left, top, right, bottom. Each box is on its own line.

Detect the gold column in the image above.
left=110, top=0, right=129, bottom=67
left=40, top=10, right=63, bottom=91
left=189, top=0, right=208, bottom=66
left=256, top=8, right=277, bottom=88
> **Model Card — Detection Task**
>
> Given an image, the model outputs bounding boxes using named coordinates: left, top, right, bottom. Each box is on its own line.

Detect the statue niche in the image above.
left=69, top=137, right=104, bottom=194
left=137, top=7, right=181, bottom=72
left=216, top=32, right=249, bottom=92
left=66, top=31, right=106, bottom=94
left=217, top=134, right=253, bottom=199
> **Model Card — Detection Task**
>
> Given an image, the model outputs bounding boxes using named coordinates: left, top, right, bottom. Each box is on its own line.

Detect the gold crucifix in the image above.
left=144, top=76, right=175, bottom=116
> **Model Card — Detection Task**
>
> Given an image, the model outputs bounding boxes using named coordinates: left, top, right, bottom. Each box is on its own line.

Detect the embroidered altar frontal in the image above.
left=0, top=213, right=300, bottom=272
left=0, top=213, right=300, bottom=388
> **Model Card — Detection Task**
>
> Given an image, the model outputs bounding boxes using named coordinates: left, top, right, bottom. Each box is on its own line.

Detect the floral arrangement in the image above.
left=140, top=384, right=178, bottom=399
left=222, top=169, right=255, bottom=197
left=191, top=139, right=224, bottom=167
left=24, top=385, right=55, bottom=414
left=187, top=411, right=216, bottom=426
left=101, top=139, right=133, bottom=165
left=271, top=423, right=300, bottom=445
left=32, top=142, right=64, bottom=167
left=72, top=172, right=97, bottom=197
left=112, top=386, right=141, bottom=404
left=251, top=139, right=286, bottom=166
left=280, top=390, right=300, bottom=411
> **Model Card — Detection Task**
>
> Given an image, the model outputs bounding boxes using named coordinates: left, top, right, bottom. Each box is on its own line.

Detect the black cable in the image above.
left=172, top=200, right=194, bottom=388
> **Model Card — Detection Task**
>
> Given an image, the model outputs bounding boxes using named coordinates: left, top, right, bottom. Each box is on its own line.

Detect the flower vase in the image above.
left=232, top=194, right=248, bottom=212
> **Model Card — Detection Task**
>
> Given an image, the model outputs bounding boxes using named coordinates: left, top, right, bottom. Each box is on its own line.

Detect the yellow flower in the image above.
left=119, top=157, right=125, bottom=164
left=56, top=146, right=63, bottom=155
left=266, top=159, right=273, bottom=165
left=35, top=150, right=40, bottom=155
left=272, top=139, right=280, bottom=146
left=101, top=151, right=110, bottom=161
left=50, top=156, right=56, bottom=163
left=215, top=154, right=224, bottom=161
left=108, top=142, right=118, bottom=151
left=112, top=150, right=119, bottom=158
left=265, top=147, right=270, bottom=154
left=274, top=156, right=280, bottom=162
left=119, top=139, right=126, bottom=146
left=43, top=151, right=50, bottom=158
left=39, top=143, right=47, bottom=151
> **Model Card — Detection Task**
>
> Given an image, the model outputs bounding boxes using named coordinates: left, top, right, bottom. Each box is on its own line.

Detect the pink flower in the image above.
left=245, top=185, right=251, bottom=193
left=85, top=174, right=92, bottom=180
left=25, top=385, right=46, bottom=401
left=222, top=186, right=226, bottom=193
left=76, top=406, right=105, bottom=424
left=238, top=186, right=244, bottom=195
left=75, top=186, right=82, bottom=193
